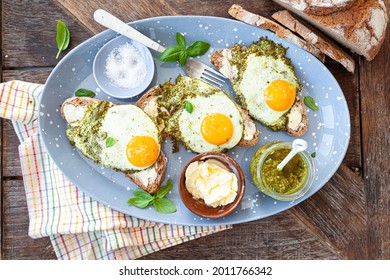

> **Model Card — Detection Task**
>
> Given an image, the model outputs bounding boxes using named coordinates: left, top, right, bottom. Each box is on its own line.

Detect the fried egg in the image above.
left=66, top=101, right=161, bottom=173
left=162, top=76, right=244, bottom=153
left=227, top=38, right=302, bottom=131
left=238, top=53, right=300, bottom=126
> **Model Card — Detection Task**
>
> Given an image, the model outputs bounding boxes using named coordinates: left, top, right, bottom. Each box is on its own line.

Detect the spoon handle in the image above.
left=94, top=9, right=166, bottom=53
left=277, top=150, right=298, bottom=171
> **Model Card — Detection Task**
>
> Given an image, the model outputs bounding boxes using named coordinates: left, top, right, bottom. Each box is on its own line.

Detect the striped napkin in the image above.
left=0, top=80, right=231, bottom=260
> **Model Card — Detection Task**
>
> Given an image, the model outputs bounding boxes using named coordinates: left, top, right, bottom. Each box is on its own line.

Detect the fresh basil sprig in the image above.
left=304, top=96, right=319, bottom=111
left=75, top=88, right=96, bottom=98
left=158, top=33, right=210, bottom=66
left=55, top=20, right=70, bottom=59
left=127, top=179, right=176, bottom=214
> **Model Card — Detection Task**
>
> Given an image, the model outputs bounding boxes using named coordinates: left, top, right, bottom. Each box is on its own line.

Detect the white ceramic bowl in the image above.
left=93, top=35, right=155, bottom=99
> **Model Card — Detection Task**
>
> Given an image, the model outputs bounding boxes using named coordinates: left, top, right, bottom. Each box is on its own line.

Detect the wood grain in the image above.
left=2, top=180, right=55, bottom=259
left=142, top=212, right=339, bottom=260
left=359, top=26, right=390, bottom=259
left=2, top=0, right=92, bottom=68
left=292, top=164, right=367, bottom=259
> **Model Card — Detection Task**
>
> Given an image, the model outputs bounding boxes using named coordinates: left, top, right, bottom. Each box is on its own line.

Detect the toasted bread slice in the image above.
left=60, top=96, right=167, bottom=194
left=238, top=108, right=259, bottom=146
left=272, top=10, right=355, bottom=72
left=211, top=45, right=308, bottom=137
left=228, top=4, right=325, bottom=62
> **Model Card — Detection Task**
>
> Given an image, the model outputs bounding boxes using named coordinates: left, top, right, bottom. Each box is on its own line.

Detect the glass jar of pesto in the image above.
left=250, top=141, right=315, bottom=201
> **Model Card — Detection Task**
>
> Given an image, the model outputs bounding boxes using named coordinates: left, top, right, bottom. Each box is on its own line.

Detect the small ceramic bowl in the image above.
left=93, top=35, right=155, bottom=99
left=179, top=152, right=245, bottom=219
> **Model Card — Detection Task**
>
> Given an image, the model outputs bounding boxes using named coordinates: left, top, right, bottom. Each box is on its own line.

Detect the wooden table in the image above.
left=0, top=0, right=388, bottom=260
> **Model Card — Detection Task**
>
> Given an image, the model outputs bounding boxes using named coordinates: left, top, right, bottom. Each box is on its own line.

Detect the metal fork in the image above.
left=94, top=9, right=227, bottom=88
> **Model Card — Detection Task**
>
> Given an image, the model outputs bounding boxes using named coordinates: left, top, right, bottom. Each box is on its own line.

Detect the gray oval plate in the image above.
left=38, top=16, right=350, bottom=226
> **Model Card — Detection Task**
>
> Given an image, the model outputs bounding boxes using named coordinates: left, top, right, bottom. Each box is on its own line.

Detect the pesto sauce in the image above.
left=66, top=100, right=111, bottom=162
left=261, top=148, right=308, bottom=194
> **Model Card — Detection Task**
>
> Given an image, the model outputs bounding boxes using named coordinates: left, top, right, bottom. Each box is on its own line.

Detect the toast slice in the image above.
left=228, top=4, right=326, bottom=62
left=210, top=41, right=308, bottom=137
left=272, top=10, right=355, bottom=72
left=61, top=95, right=167, bottom=194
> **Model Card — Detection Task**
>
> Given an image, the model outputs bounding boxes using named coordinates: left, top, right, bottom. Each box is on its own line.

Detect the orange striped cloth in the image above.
left=0, top=80, right=231, bottom=259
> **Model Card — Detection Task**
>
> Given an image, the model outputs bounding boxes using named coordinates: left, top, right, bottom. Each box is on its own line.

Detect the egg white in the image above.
left=177, top=92, right=244, bottom=153
left=238, top=54, right=300, bottom=126
left=99, top=104, right=160, bottom=171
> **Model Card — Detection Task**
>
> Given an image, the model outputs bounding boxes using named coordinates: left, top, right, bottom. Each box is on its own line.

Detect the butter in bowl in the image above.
left=179, top=152, right=245, bottom=219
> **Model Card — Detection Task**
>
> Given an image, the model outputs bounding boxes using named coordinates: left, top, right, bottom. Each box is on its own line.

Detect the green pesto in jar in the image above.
left=261, top=148, right=308, bottom=194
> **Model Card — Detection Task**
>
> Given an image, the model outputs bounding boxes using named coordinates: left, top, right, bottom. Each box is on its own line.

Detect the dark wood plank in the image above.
left=56, top=0, right=283, bottom=34
left=292, top=165, right=367, bottom=259
left=360, top=26, right=390, bottom=259
left=2, top=0, right=92, bottom=68
left=143, top=211, right=339, bottom=260
left=2, top=180, right=55, bottom=259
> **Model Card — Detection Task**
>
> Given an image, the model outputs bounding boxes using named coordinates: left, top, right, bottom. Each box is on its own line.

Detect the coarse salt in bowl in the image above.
left=93, top=35, right=155, bottom=99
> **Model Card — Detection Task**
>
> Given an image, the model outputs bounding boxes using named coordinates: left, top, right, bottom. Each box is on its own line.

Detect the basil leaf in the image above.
left=105, top=137, right=115, bottom=148
left=158, top=46, right=182, bottom=62
left=186, top=41, right=210, bottom=57
left=133, top=189, right=153, bottom=200
left=127, top=197, right=151, bottom=209
left=311, top=152, right=316, bottom=158
left=56, top=20, right=70, bottom=59
left=154, top=198, right=177, bottom=214
left=178, top=51, right=188, bottom=66
left=304, top=96, right=319, bottom=111
left=156, top=179, right=173, bottom=199
left=176, top=33, right=186, bottom=49
left=185, top=101, right=194, bottom=113
left=75, top=88, right=96, bottom=98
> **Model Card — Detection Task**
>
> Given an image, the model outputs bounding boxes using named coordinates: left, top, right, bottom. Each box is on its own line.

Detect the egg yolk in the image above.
left=201, top=113, right=234, bottom=145
left=264, top=79, right=296, bottom=111
left=126, top=136, right=159, bottom=168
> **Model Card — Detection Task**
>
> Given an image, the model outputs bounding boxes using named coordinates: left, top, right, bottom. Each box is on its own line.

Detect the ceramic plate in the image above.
left=38, top=16, right=350, bottom=226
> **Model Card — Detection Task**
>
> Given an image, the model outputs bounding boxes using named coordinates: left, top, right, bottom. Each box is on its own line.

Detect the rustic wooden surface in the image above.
left=0, top=0, right=388, bottom=260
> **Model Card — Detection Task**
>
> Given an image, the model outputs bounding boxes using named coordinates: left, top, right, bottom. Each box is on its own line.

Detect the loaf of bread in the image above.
left=271, top=0, right=388, bottom=60
left=272, top=10, right=355, bottom=72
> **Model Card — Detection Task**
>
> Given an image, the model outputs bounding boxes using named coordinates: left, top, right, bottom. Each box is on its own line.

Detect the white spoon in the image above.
left=276, top=139, right=308, bottom=171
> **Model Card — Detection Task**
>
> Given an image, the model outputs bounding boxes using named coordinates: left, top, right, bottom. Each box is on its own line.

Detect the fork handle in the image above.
left=94, top=9, right=166, bottom=53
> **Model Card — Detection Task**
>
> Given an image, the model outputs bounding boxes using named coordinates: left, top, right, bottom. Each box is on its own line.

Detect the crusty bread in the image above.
left=238, top=108, right=260, bottom=146
left=210, top=48, right=308, bottom=137
left=285, top=96, right=308, bottom=136
left=272, top=10, right=356, bottom=72
left=228, top=4, right=325, bottom=62
left=279, top=0, right=357, bottom=16
left=60, top=96, right=167, bottom=194
left=271, top=0, right=388, bottom=60
left=125, top=152, right=167, bottom=194
left=60, top=96, right=100, bottom=124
